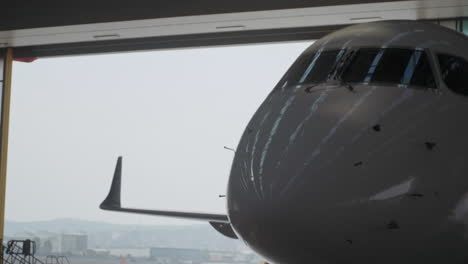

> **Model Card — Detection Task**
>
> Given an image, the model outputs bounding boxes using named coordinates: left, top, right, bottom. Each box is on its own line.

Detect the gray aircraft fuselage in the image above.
left=226, top=20, right=468, bottom=263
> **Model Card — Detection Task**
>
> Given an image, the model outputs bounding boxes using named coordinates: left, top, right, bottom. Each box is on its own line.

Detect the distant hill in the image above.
left=5, top=218, right=177, bottom=234
left=4, top=218, right=247, bottom=252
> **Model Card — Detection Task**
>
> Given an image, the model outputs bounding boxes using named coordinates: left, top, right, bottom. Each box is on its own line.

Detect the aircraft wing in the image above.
left=100, top=157, right=237, bottom=239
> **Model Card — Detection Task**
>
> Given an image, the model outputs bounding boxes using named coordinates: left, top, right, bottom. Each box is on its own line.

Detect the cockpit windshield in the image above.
left=341, top=48, right=436, bottom=88
left=281, top=48, right=436, bottom=89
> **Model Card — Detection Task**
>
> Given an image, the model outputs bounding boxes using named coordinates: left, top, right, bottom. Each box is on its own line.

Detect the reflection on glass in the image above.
left=282, top=50, right=343, bottom=87
left=438, top=53, right=468, bottom=95
left=341, top=49, right=381, bottom=83
left=341, top=48, right=436, bottom=89
left=282, top=48, right=436, bottom=90
left=298, top=50, right=342, bottom=84
left=407, top=52, right=435, bottom=88
left=464, top=19, right=468, bottom=35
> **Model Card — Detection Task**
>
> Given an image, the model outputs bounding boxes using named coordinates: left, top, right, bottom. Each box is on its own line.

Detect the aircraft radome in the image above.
left=101, top=20, right=468, bottom=264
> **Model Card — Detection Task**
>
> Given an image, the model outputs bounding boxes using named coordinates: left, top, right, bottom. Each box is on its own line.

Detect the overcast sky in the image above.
left=5, top=41, right=312, bottom=225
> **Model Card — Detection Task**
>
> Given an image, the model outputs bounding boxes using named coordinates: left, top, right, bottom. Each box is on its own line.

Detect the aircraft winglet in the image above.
left=100, top=157, right=233, bottom=224
left=100, top=156, right=123, bottom=209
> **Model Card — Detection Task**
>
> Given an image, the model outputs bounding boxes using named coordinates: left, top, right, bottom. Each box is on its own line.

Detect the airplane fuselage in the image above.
left=227, top=20, right=468, bottom=263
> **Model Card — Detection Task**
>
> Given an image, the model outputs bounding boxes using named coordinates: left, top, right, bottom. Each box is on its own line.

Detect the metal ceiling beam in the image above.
left=2, top=0, right=468, bottom=58
left=12, top=25, right=342, bottom=58
left=1, top=0, right=407, bottom=31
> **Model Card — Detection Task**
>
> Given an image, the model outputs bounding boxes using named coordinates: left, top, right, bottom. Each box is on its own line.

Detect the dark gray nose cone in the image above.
left=228, top=84, right=468, bottom=263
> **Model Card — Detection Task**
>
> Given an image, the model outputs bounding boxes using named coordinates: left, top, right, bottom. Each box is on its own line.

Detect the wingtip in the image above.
left=100, top=156, right=123, bottom=210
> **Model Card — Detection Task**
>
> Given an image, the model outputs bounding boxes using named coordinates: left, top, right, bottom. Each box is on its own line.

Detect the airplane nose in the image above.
left=227, top=83, right=388, bottom=261
left=227, top=84, right=390, bottom=220
left=229, top=83, right=407, bottom=203
left=226, top=83, right=463, bottom=263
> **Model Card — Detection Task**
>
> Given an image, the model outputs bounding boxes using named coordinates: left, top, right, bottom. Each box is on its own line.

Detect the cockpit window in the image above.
left=340, top=49, right=381, bottom=83
left=438, top=53, right=468, bottom=95
left=280, top=48, right=436, bottom=89
left=299, top=50, right=343, bottom=84
left=341, top=48, right=436, bottom=89
left=281, top=50, right=343, bottom=87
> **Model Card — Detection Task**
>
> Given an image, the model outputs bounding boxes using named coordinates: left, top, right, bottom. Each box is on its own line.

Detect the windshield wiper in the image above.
left=333, top=50, right=357, bottom=93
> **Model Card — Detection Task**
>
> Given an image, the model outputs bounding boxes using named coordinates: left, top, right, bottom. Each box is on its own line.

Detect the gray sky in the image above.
left=6, top=41, right=312, bottom=225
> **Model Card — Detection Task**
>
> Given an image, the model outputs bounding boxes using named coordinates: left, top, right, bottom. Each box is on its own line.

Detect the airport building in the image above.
left=59, top=234, right=88, bottom=255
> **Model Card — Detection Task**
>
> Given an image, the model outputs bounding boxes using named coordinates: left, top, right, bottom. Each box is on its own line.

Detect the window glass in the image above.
left=463, top=19, right=468, bottom=35
left=341, top=49, right=381, bottom=83
left=342, top=48, right=436, bottom=88
left=438, top=53, right=468, bottom=95
left=299, top=50, right=342, bottom=84
left=407, top=52, right=436, bottom=88
left=372, top=49, right=414, bottom=84
left=281, top=50, right=343, bottom=87
left=281, top=53, right=316, bottom=88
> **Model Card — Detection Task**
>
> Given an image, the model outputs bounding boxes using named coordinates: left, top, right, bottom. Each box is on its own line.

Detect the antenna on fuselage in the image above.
left=223, top=146, right=236, bottom=152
